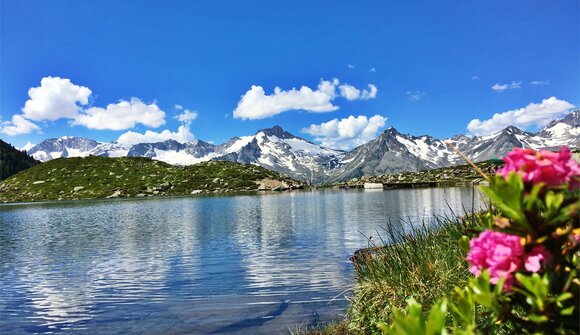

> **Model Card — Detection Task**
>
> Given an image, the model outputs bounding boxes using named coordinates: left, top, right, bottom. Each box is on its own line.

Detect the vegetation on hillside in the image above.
left=0, top=140, right=40, bottom=180
left=0, top=156, right=303, bottom=203
left=332, top=161, right=504, bottom=188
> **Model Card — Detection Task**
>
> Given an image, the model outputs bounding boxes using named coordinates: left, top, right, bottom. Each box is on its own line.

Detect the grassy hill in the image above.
left=332, top=160, right=504, bottom=188
left=0, top=156, right=304, bottom=203
left=0, top=140, right=40, bottom=180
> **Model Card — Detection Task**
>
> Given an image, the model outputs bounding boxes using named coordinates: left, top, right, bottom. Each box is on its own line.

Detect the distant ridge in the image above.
left=21, top=110, right=580, bottom=183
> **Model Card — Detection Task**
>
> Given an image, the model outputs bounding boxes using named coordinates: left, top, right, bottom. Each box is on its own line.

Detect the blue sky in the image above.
left=1, top=0, right=578, bottom=149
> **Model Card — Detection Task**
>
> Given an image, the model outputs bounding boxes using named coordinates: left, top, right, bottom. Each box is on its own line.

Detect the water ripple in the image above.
left=0, top=187, right=483, bottom=334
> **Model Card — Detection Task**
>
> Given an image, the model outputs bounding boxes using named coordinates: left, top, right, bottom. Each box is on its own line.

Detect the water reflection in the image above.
left=0, top=187, right=483, bottom=334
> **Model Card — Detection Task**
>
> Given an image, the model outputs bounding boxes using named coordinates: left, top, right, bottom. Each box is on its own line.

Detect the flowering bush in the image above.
left=466, top=230, right=523, bottom=290
left=497, top=147, right=580, bottom=189
left=379, top=147, right=580, bottom=335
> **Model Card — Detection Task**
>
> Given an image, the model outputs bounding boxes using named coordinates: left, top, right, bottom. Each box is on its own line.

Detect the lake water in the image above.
left=0, top=187, right=483, bottom=334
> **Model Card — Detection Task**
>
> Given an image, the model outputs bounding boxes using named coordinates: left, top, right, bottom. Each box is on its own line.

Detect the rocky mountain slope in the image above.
left=0, top=140, right=40, bottom=180
left=0, top=156, right=304, bottom=203
left=327, top=110, right=579, bottom=182
left=22, top=110, right=579, bottom=183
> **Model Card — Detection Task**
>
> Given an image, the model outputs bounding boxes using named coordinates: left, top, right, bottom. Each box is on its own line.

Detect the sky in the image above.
left=1, top=0, right=579, bottom=150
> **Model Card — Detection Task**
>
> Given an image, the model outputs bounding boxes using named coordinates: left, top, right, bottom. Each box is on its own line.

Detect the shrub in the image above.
left=379, top=147, right=580, bottom=334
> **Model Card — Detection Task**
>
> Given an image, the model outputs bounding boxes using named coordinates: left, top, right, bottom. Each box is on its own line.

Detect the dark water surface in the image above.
left=0, top=187, right=483, bottom=334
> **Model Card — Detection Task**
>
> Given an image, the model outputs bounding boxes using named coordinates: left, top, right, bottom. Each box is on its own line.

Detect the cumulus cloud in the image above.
left=116, top=126, right=194, bottom=145
left=2, top=76, right=169, bottom=136
left=467, top=97, right=574, bottom=136
left=301, top=114, right=387, bottom=150
left=407, top=91, right=426, bottom=101
left=174, top=104, right=183, bottom=110
left=347, top=64, right=355, bottom=69
left=491, top=81, right=521, bottom=92
left=339, top=84, right=377, bottom=101
left=0, top=115, right=41, bottom=136
left=233, top=78, right=378, bottom=120
left=71, top=98, right=165, bottom=130
left=175, top=109, right=198, bottom=126
left=530, top=80, right=550, bottom=86
left=21, top=76, right=92, bottom=121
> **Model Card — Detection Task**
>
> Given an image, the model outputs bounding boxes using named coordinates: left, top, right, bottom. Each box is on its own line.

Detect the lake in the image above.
left=0, top=187, right=483, bottom=334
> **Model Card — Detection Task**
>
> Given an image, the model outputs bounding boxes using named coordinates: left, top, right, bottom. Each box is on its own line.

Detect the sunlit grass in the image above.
left=302, top=213, right=483, bottom=335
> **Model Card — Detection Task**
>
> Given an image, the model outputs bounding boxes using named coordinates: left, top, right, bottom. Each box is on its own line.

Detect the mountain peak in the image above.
left=544, top=109, right=579, bottom=129
left=384, top=127, right=400, bottom=136
left=258, top=125, right=297, bottom=139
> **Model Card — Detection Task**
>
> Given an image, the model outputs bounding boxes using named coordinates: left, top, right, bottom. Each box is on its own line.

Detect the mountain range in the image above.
left=24, top=110, right=579, bottom=183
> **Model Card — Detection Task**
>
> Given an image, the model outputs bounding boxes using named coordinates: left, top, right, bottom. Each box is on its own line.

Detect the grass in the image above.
left=0, top=156, right=304, bottom=203
left=298, top=213, right=484, bottom=335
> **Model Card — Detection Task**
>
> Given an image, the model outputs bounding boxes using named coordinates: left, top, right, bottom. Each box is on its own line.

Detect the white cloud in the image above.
left=117, top=125, right=194, bottom=145
left=0, top=115, right=41, bottom=136
left=467, top=97, right=574, bottom=135
left=407, top=91, right=426, bottom=101
left=301, top=114, right=387, bottom=150
left=174, top=104, right=183, bottom=110
left=2, top=77, right=169, bottom=136
left=71, top=98, right=165, bottom=130
left=339, top=84, right=377, bottom=101
left=347, top=64, right=355, bottom=69
left=491, top=81, right=521, bottom=92
left=530, top=80, right=550, bottom=86
left=233, top=79, right=377, bottom=120
left=369, top=67, right=376, bottom=73
left=175, top=109, right=198, bottom=126
left=21, top=76, right=92, bottom=121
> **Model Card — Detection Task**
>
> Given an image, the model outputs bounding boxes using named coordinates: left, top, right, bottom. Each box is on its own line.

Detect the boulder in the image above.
left=73, top=186, right=85, bottom=192
left=190, top=190, right=202, bottom=195
left=256, top=179, right=289, bottom=191
left=106, top=190, right=122, bottom=198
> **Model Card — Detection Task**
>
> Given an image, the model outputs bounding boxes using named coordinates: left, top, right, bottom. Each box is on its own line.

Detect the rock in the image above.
left=212, top=178, right=220, bottom=183
left=363, top=183, right=383, bottom=189
left=109, top=172, right=115, bottom=176
left=146, top=186, right=154, bottom=193
left=256, top=179, right=289, bottom=191
left=190, top=190, right=202, bottom=194
left=32, top=181, right=45, bottom=185
left=73, top=186, right=85, bottom=192
left=136, top=193, right=146, bottom=197
left=106, top=190, right=122, bottom=198
left=159, top=182, right=172, bottom=190
left=153, top=190, right=160, bottom=195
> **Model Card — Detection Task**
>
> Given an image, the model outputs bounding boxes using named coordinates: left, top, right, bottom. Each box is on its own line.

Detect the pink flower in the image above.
left=497, top=147, right=580, bottom=189
left=467, top=230, right=523, bottom=290
left=524, top=245, right=550, bottom=272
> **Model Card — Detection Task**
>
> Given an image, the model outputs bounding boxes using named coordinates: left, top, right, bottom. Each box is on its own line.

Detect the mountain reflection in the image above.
left=0, top=188, right=483, bottom=334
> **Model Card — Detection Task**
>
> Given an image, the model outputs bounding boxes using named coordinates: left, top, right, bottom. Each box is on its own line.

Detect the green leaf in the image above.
left=481, top=173, right=530, bottom=230
left=528, top=314, right=548, bottom=323
left=426, top=299, right=448, bottom=335
left=459, top=236, right=471, bottom=253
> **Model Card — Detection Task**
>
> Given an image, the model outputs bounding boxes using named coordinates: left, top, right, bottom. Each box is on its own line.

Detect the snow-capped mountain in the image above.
left=329, top=110, right=579, bottom=182
left=27, top=136, right=102, bottom=162
left=25, top=110, right=579, bottom=183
